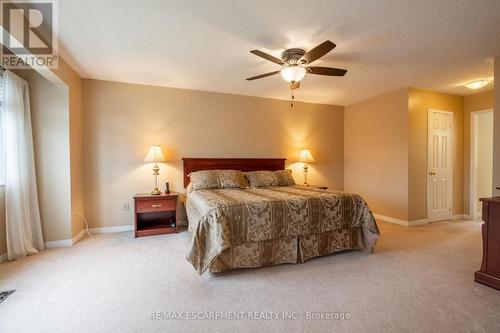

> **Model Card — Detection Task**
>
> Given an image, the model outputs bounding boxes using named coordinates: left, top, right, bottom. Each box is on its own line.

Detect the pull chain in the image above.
left=290, top=86, right=294, bottom=108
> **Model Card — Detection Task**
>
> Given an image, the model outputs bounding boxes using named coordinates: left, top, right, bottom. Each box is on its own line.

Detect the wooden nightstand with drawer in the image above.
left=133, top=193, right=179, bottom=238
left=309, top=185, right=328, bottom=190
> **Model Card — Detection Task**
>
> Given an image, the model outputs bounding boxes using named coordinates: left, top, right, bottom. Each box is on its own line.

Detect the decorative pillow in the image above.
left=189, top=170, right=247, bottom=190
left=245, top=170, right=295, bottom=187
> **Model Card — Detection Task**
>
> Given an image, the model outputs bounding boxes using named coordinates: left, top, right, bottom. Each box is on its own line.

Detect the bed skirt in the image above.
left=209, top=227, right=369, bottom=273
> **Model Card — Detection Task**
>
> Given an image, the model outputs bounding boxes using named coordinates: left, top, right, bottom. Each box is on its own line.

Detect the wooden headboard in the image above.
left=182, top=158, right=286, bottom=188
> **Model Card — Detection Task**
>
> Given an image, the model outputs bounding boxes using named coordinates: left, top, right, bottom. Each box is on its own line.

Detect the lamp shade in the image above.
left=280, top=66, right=306, bottom=83
left=298, top=149, right=314, bottom=163
left=144, top=145, right=166, bottom=163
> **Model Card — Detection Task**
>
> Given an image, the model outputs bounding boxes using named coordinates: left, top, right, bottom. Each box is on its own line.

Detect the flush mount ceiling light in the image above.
left=280, top=66, right=307, bottom=83
left=465, top=79, right=490, bottom=90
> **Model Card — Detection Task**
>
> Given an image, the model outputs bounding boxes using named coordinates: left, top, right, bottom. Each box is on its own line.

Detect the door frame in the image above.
left=469, top=108, right=494, bottom=219
left=427, top=109, right=453, bottom=222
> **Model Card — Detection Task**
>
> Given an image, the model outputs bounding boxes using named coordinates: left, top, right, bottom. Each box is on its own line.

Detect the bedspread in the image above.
left=186, top=185, right=379, bottom=274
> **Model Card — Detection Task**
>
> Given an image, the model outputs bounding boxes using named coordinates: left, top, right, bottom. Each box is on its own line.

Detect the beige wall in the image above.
left=464, top=90, right=494, bottom=213
left=14, top=69, right=73, bottom=242
left=52, top=59, right=85, bottom=238
left=345, top=88, right=466, bottom=222
left=408, top=88, right=464, bottom=221
left=494, top=56, right=500, bottom=196
left=476, top=112, right=494, bottom=213
left=345, top=89, right=409, bottom=220
left=82, top=79, right=344, bottom=228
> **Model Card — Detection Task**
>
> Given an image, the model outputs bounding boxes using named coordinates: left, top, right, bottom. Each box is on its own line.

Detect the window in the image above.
left=0, top=76, right=4, bottom=185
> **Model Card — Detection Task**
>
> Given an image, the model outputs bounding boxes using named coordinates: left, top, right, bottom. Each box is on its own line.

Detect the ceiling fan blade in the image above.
left=307, top=66, right=347, bottom=76
left=300, top=40, right=336, bottom=64
left=290, top=81, right=300, bottom=89
left=246, top=70, right=281, bottom=81
left=250, top=50, right=283, bottom=65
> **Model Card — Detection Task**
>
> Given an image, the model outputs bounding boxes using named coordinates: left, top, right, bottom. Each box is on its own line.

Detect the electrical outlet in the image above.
left=122, top=203, right=130, bottom=211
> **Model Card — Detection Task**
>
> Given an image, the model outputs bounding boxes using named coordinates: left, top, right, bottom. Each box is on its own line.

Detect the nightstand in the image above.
left=309, top=185, right=328, bottom=190
left=133, top=192, right=179, bottom=238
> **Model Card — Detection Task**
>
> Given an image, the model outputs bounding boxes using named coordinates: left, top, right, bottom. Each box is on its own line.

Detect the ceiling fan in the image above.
left=246, top=40, right=347, bottom=90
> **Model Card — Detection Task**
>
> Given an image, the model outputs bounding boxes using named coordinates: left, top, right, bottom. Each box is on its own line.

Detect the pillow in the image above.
left=245, top=170, right=295, bottom=187
left=189, top=170, right=247, bottom=190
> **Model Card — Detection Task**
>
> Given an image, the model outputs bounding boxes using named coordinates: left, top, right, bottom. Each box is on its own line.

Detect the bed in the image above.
left=183, top=158, right=380, bottom=274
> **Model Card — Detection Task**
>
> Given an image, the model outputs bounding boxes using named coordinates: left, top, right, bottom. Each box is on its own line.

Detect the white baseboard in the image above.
left=44, top=225, right=132, bottom=248
left=375, top=213, right=472, bottom=227
left=88, top=225, right=133, bottom=234
left=72, top=229, right=86, bottom=244
left=3, top=232, right=85, bottom=257
left=45, top=238, right=73, bottom=248
left=373, top=214, right=409, bottom=226
left=45, top=229, right=86, bottom=248
left=451, top=214, right=471, bottom=220
left=373, top=214, right=429, bottom=227
left=408, top=218, right=429, bottom=226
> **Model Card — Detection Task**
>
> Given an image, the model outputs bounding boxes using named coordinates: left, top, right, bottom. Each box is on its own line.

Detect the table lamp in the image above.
left=144, top=145, right=166, bottom=195
left=298, top=149, right=314, bottom=185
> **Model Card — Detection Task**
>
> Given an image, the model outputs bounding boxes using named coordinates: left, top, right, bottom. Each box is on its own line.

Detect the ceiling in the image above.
left=58, top=0, right=500, bottom=106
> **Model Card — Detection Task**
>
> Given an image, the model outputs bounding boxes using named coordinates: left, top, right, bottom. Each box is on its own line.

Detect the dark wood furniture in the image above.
left=182, top=158, right=286, bottom=188
left=310, top=185, right=328, bottom=190
left=475, top=196, right=500, bottom=290
left=133, top=193, right=179, bottom=238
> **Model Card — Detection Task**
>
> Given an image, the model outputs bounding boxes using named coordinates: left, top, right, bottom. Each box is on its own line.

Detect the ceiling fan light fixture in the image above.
left=465, top=79, right=490, bottom=90
left=280, top=66, right=306, bottom=83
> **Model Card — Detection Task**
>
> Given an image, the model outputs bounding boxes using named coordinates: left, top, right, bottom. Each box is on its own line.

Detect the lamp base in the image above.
left=151, top=188, right=162, bottom=195
left=303, top=163, right=309, bottom=186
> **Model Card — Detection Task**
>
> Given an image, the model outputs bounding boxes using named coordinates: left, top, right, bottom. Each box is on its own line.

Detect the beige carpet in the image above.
left=1, top=220, right=499, bottom=333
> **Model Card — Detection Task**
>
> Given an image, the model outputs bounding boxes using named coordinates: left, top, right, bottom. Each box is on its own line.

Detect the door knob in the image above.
left=428, top=172, right=436, bottom=176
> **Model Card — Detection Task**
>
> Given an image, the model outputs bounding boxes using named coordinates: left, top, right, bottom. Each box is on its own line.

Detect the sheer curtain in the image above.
left=2, top=70, right=44, bottom=260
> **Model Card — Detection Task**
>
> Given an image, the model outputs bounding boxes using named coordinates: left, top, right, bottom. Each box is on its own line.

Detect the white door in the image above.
left=427, top=110, right=453, bottom=222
